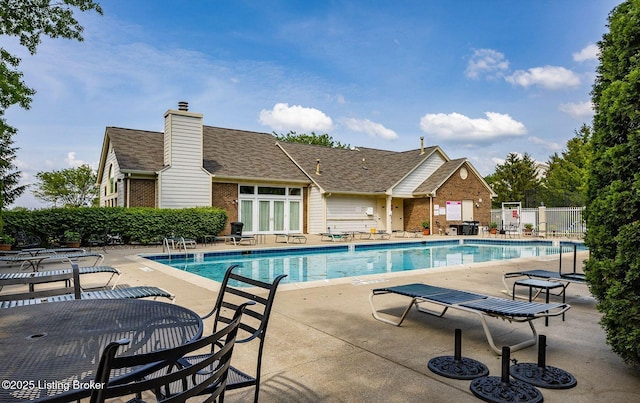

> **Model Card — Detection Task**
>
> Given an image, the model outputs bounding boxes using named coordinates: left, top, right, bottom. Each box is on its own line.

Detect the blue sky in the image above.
left=4, top=0, right=620, bottom=208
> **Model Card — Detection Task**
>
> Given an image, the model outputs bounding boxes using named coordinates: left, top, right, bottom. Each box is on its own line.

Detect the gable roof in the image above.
left=100, top=126, right=309, bottom=183
left=278, top=142, right=439, bottom=194
left=413, top=158, right=496, bottom=197
left=100, top=123, right=492, bottom=197
left=102, top=127, right=165, bottom=174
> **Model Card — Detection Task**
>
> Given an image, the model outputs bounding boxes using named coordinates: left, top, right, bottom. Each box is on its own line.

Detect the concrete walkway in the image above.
left=11, top=235, right=640, bottom=402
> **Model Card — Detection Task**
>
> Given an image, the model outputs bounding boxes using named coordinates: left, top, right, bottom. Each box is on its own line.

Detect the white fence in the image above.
left=491, top=206, right=585, bottom=238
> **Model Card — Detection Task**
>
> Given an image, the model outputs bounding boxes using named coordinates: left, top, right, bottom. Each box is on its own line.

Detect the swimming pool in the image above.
left=143, top=239, right=587, bottom=285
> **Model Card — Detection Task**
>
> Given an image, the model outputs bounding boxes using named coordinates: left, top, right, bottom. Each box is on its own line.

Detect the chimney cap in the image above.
left=178, top=101, right=189, bottom=111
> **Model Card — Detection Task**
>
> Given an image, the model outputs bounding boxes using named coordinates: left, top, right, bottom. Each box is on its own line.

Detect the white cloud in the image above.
left=466, top=49, right=509, bottom=79
left=505, top=66, right=581, bottom=89
left=65, top=152, right=86, bottom=167
left=528, top=136, right=563, bottom=152
left=559, top=101, right=594, bottom=118
left=573, top=44, right=599, bottom=62
left=342, top=118, right=398, bottom=140
left=259, top=103, right=333, bottom=132
left=419, top=112, right=526, bottom=141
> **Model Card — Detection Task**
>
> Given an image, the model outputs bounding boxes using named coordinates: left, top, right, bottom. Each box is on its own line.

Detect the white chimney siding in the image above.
left=158, top=107, right=212, bottom=208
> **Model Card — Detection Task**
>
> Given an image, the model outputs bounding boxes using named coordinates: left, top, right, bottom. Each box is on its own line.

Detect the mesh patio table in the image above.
left=0, top=299, right=203, bottom=402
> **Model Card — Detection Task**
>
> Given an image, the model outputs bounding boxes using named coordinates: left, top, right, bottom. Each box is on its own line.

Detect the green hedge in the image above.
left=2, top=207, right=227, bottom=246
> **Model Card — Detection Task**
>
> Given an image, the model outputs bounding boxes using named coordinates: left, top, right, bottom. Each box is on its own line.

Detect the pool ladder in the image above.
left=163, top=237, right=188, bottom=259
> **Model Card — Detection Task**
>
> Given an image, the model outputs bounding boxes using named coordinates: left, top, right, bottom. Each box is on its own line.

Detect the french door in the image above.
left=238, top=186, right=302, bottom=234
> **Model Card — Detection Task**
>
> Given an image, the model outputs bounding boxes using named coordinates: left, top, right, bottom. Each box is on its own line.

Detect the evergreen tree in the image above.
left=0, top=126, right=27, bottom=232
left=543, top=124, right=591, bottom=207
left=585, top=0, right=640, bottom=367
left=485, top=152, right=542, bottom=208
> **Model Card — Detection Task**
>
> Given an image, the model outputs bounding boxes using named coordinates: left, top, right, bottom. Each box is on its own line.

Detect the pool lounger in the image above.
left=502, top=269, right=586, bottom=299
left=0, top=265, right=121, bottom=290
left=369, top=283, right=571, bottom=354
left=274, top=233, right=307, bottom=244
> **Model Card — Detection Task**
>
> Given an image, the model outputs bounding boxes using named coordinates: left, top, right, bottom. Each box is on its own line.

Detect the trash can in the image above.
left=471, top=221, right=479, bottom=235
left=462, top=221, right=473, bottom=235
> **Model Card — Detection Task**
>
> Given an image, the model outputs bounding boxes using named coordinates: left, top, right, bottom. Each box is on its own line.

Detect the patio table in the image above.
left=0, top=299, right=203, bottom=402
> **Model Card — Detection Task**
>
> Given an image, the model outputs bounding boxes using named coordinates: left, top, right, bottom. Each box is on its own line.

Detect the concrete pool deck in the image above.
left=6, top=234, right=640, bottom=402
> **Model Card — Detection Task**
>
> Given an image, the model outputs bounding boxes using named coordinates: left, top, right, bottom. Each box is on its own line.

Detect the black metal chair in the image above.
left=90, top=301, right=252, bottom=403
left=13, top=231, right=41, bottom=250
left=160, top=264, right=286, bottom=402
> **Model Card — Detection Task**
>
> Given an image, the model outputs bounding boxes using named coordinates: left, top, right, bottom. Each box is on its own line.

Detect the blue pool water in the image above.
left=143, top=239, right=587, bottom=285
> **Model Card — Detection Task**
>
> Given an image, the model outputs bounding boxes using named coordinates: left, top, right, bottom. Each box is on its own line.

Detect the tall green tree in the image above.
left=0, top=0, right=102, bottom=225
left=585, top=0, right=640, bottom=367
left=273, top=131, right=350, bottom=148
left=542, top=124, right=592, bottom=207
left=485, top=152, right=542, bottom=208
left=32, top=164, right=98, bottom=207
left=0, top=127, right=26, bottom=233
left=1, top=0, right=103, bottom=130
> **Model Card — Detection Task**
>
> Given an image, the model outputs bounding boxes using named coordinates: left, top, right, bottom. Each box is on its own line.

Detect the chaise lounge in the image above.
left=369, top=282, right=571, bottom=354
left=0, top=264, right=174, bottom=308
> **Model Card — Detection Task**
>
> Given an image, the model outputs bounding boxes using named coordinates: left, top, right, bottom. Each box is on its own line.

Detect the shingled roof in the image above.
left=102, top=124, right=460, bottom=195
left=278, top=142, right=439, bottom=193
left=202, top=127, right=308, bottom=182
left=105, top=127, right=165, bottom=173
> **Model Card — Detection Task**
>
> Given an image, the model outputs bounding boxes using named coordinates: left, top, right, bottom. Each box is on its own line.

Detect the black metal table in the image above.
left=0, top=299, right=203, bottom=402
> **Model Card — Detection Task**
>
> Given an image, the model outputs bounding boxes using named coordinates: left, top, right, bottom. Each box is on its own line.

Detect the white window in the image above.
left=238, top=185, right=303, bottom=234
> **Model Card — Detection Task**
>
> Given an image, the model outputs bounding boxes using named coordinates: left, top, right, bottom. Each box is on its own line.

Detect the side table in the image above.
left=513, top=278, right=566, bottom=326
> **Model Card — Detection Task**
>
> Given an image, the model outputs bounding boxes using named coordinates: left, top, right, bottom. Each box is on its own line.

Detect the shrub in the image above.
left=1, top=207, right=227, bottom=246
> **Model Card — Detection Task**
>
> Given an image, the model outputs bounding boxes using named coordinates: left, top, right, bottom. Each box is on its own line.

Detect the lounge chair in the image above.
left=369, top=283, right=571, bottom=354
left=502, top=243, right=587, bottom=298
left=0, top=264, right=174, bottom=308
left=89, top=302, right=251, bottom=403
left=0, top=265, right=121, bottom=291
left=320, top=228, right=351, bottom=242
left=360, top=230, right=391, bottom=240
left=6, top=251, right=105, bottom=271
left=274, top=233, right=307, bottom=243
left=222, top=221, right=256, bottom=245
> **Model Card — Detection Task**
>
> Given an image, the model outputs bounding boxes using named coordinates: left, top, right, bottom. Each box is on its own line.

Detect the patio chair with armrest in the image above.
left=89, top=301, right=253, bottom=403
left=155, top=264, right=287, bottom=402
left=369, top=283, right=571, bottom=354
left=13, top=231, right=42, bottom=250
left=88, top=227, right=123, bottom=252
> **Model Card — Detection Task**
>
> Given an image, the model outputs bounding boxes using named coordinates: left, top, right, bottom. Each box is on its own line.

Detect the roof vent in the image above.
left=420, top=136, right=425, bottom=155
left=178, top=101, right=189, bottom=111
left=315, top=159, right=321, bottom=175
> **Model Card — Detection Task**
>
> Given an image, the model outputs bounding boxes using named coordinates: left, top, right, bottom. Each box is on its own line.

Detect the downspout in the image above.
left=429, top=196, right=433, bottom=236
left=386, top=195, right=392, bottom=232
left=126, top=176, right=131, bottom=208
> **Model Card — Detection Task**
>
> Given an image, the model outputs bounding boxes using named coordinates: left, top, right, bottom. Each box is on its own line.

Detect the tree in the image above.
left=0, top=125, right=27, bottom=233
left=0, top=0, right=102, bottom=225
left=273, top=131, right=350, bottom=148
left=1, top=0, right=103, bottom=129
left=584, top=0, right=640, bottom=367
left=542, top=124, right=592, bottom=207
left=484, top=152, right=542, bottom=208
left=33, top=164, right=98, bottom=207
